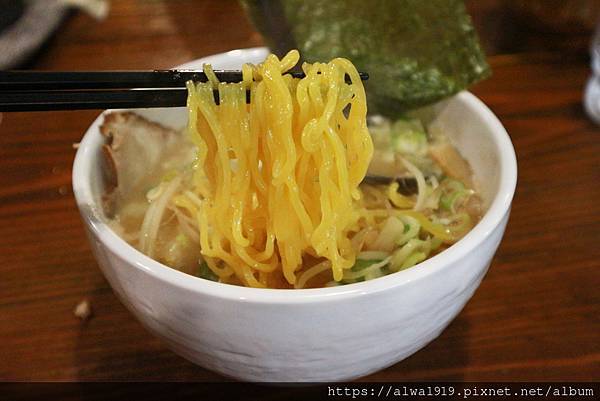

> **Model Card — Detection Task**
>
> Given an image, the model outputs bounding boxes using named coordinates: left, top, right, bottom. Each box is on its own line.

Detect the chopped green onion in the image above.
left=371, top=216, right=406, bottom=251
left=351, top=259, right=383, bottom=272
left=447, top=212, right=472, bottom=236
left=197, top=261, right=219, bottom=282
left=391, top=119, right=428, bottom=156
left=439, top=178, right=473, bottom=213
left=390, top=238, right=431, bottom=272
left=364, top=268, right=386, bottom=281
left=396, top=215, right=420, bottom=246
left=357, top=250, right=390, bottom=260
left=400, top=251, right=427, bottom=270
left=430, top=237, right=443, bottom=251
left=343, top=256, right=392, bottom=281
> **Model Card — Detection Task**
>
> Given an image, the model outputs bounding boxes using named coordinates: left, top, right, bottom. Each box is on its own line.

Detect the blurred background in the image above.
left=3, top=0, right=599, bottom=118
left=1, top=0, right=598, bottom=69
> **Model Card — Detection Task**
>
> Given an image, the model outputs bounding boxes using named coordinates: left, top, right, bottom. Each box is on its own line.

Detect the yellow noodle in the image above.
left=202, top=64, right=220, bottom=87
left=184, top=50, right=373, bottom=286
left=174, top=50, right=474, bottom=288
left=109, top=51, right=482, bottom=288
left=387, top=182, right=415, bottom=208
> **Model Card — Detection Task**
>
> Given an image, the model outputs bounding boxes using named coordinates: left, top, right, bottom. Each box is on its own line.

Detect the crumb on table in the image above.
left=73, top=299, right=92, bottom=321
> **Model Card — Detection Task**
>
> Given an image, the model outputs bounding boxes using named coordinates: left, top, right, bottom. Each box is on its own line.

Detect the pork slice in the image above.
left=100, top=112, right=193, bottom=217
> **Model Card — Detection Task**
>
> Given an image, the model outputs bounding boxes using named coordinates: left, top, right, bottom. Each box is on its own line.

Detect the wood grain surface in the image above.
left=0, top=0, right=598, bottom=383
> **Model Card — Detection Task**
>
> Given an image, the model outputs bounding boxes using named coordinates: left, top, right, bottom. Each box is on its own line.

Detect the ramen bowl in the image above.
left=72, top=48, right=517, bottom=382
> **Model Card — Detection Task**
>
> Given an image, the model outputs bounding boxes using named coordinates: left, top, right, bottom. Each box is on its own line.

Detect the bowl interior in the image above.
left=73, top=47, right=516, bottom=298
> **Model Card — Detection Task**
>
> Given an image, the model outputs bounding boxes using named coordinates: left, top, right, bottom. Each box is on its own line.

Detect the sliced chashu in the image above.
left=100, top=111, right=194, bottom=217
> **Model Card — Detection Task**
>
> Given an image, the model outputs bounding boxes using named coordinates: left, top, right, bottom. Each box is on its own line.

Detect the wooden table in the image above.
left=1, top=0, right=598, bottom=383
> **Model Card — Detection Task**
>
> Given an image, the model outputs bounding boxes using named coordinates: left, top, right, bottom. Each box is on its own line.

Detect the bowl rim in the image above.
left=72, top=47, right=517, bottom=304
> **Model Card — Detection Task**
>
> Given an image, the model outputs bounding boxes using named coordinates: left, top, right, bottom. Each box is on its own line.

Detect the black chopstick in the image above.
left=0, top=70, right=369, bottom=90
left=0, top=69, right=368, bottom=111
left=0, top=89, right=188, bottom=112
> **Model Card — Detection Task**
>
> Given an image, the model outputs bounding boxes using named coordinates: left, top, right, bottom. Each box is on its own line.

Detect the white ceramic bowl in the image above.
left=72, top=48, right=517, bottom=382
